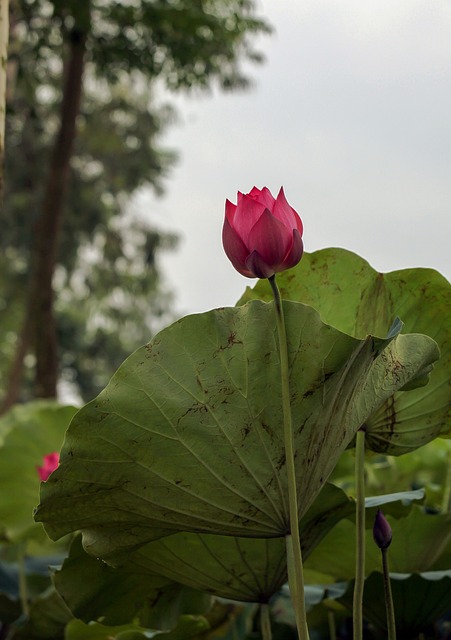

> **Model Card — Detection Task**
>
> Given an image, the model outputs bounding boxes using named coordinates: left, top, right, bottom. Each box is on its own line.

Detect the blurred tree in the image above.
left=0, top=0, right=271, bottom=407
left=0, top=0, right=8, bottom=200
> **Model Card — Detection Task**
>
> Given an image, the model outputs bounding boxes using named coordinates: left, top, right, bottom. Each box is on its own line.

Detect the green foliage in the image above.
left=0, top=401, right=76, bottom=544
left=65, top=619, right=151, bottom=640
left=90, top=0, right=271, bottom=90
left=54, top=536, right=211, bottom=628
left=304, top=506, right=450, bottom=580
left=3, top=40, right=178, bottom=400
left=0, top=402, right=73, bottom=637
left=339, top=571, right=451, bottom=639
left=14, top=587, right=73, bottom=639
left=271, top=495, right=451, bottom=638
left=331, top=437, right=451, bottom=513
left=239, top=248, right=451, bottom=454
left=296, top=446, right=451, bottom=639
left=273, top=569, right=451, bottom=640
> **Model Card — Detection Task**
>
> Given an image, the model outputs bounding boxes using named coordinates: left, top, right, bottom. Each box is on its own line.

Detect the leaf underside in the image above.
left=35, top=300, right=439, bottom=559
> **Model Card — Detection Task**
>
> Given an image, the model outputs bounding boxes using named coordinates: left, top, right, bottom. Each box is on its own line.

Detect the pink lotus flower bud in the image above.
left=373, top=509, right=393, bottom=549
left=37, top=452, right=60, bottom=482
left=222, top=186, right=304, bottom=279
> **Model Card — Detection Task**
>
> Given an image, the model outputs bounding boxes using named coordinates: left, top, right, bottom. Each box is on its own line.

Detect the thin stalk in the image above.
left=327, top=610, right=337, bottom=640
left=268, top=275, right=310, bottom=640
left=441, top=451, right=451, bottom=513
left=260, top=603, right=273, bottom=640
left=17, top=543, right=29, bottom=617
left=286, top=535, right=309, bottom=638
left=381, top=548, right=396, bottom=640
left=353, top=429, right=366, bottom=640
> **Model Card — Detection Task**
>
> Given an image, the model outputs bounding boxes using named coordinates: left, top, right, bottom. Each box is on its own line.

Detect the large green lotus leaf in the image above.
left=338, top=571, right=451, bottom=638
left=53, top=535, right=211, bottom=629
left=238, top=248, right=451, bottom=454
left=304, top=506, right=451, bottom=581
left=35, top=301, right=438, bottom=558
left=124, top=483, right=353, bottom=603
left=0, top=401, right=77, bottom=543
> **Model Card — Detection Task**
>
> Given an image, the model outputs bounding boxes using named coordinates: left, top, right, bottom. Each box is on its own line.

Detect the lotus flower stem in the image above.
left=353, top=428, right=366, bottom=640
left=260, top=603, right=273, bottom=640
left=381, top=548, right=396, bottom=640
left=269, top=275, right=310, bottom=640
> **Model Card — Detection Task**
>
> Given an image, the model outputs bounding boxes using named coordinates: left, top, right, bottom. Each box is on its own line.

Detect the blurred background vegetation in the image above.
left=0, top=0, right=271, bottom=408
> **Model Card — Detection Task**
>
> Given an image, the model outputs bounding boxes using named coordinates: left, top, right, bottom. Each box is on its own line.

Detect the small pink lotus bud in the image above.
left=222, top=186, right=304, bottom=279
left=373, top=509, right=393, bottom=549
left=37, top=452, right=60, bottom=482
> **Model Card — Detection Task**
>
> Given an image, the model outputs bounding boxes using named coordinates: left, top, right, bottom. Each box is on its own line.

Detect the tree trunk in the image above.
left=0, top=316, right=31, bottom=412
left=1, top=26, right=87, bottom=411
left=32, top=27, right=87, bottom=398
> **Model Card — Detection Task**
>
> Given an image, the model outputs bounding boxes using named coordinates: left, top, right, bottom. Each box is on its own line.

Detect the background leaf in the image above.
left=53, top=536, right=211, bottom=629
left=14, top=586, right=73, bottom=639
left=338, top=571, right=451, bottom=638
left=0, top=401, right=77, bottom=544
left=304, top=506, right=451, bottom=581
left=65, top=619, right=150, bottom=640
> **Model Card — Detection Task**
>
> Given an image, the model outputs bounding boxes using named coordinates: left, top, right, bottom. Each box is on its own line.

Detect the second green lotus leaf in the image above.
left=239, top=248, right=451, bottom=454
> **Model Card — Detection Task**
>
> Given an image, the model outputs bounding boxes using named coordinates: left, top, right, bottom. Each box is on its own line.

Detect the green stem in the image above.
left=286, top=535, right=309, bottom=639
left=381, top=548, right=396, bottom=640
left=268, top=275, right=310, bottom=640
left=260, top=603, right=273, bottom=640
left=441, top=451, right=451, bottom=513
left=327, top=610, right=337, bottom=640
left=353, top=429, right=366, bottom=640
left=18, top=542, right=29, bottom=617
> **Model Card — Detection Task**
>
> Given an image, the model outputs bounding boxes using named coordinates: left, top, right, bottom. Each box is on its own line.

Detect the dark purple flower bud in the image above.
left=373, top=509, right=392, bottom=549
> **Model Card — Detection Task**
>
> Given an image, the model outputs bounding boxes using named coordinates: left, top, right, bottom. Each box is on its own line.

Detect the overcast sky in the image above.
left=136, top=0, right=451, bottom=317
